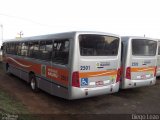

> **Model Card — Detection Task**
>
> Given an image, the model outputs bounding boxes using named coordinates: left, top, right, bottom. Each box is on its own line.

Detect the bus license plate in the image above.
left=96, top=81, right=104, bottom=86
left=141, top=75, right=146, bottom=79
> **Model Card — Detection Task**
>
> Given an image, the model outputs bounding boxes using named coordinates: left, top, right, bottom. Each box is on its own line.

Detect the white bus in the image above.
left=0, top=49, right=2, bottom=61
left=121, top=36, right=157, bottom=89
left=156, top=39, right=160, bottom=76
left=2, top=31, right=121, bottom=99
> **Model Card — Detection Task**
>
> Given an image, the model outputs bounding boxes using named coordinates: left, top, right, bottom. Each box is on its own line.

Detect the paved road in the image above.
left=0, top=63, right=160, bottom=114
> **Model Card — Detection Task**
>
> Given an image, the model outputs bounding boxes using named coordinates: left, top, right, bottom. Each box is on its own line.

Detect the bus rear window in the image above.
left=79, top=34, right=119, bottom=56
left=132, top=39, right=157, bottom=56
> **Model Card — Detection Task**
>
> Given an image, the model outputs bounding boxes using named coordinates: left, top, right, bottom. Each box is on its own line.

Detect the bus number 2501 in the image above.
left=80, top=66, right=90, bottom=70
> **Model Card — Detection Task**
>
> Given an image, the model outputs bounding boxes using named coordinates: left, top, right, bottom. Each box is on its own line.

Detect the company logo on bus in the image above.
left=143, top=60, right=151, bottom=64
left=47, top=68, right=58, bottom=78
left=96, top=62, right=110, bottom=68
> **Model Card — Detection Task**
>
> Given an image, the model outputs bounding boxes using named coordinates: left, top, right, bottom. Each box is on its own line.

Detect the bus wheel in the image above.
left=30, top=74, right=39, bottom=92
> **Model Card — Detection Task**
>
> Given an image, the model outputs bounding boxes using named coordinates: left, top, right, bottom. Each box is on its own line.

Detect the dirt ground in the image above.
left=0, top=63, right=160, bottom=115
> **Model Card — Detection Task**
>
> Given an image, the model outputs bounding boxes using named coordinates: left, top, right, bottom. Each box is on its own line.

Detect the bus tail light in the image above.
left=126, top=67, right=131, bottom=79
left=116, top=68, right=121, bottom=82
left=154, top=66, right=157, bottom=77
left=72, top=71, right=80, bottom=87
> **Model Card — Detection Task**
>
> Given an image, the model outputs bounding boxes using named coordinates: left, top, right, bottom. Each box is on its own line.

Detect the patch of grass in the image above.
left=0, top=88, right=38, bottom=120
left=0, top=89, right=28, bottom=114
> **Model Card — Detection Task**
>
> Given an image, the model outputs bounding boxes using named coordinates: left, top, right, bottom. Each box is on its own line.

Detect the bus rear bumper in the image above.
left=69, top=82, right=119, bottom=100
left=121, top=78, right=156, bottom=89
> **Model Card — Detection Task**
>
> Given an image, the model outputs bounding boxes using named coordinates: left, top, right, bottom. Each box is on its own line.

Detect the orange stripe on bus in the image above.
left=46, top=66, right=69, bottom=86
left=131, top=67, right=155, bottom=72
left=5, top=55, right=68, bottom=86
left=79, top=70, right=117, bottom=78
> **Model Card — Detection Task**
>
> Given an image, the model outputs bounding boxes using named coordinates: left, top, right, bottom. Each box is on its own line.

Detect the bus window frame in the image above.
left=52, top=39, right=70, bottom=65
left=39, top=40, right=53, bottom=61
left=131, top=39, right=157, bottom=56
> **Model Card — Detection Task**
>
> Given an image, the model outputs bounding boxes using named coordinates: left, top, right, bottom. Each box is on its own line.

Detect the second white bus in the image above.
left=121, top=36, right=157, bottom=89
left=156, top=39, right=160, bottom=76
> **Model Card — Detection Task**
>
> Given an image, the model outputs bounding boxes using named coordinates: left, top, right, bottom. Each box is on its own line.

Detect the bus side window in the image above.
left=14, top=43, right=18, bottom=55
left=14, top=43, right=20, bottom=55
left=28, top=41, right=39, bottom=58
left=21, top=42, right=28, bottom=56
left=6, top=43, right=9, bottom=54
left=39, top=40, right=52, bottom=61
left=7, top=43, right=11, bottom=54
left=52, top=39, right=69, bottom=65
left=17, top=43, right=22, bottom=55
left=6, top=42, right=16, bottom=55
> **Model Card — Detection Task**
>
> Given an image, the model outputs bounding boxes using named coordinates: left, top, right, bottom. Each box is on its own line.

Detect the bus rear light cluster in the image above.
left=126, top=67, right=131, bottom=79
left=72, top=71, right=80, bottom=87
left=116, top=68, right=121, bottom=82
left=154, top=66, right=157, bottom=77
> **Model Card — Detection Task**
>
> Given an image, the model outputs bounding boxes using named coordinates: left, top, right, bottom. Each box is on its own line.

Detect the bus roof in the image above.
left=121, top=36, right=158, bottom=42
left=4, top=31, right=120, bottom=43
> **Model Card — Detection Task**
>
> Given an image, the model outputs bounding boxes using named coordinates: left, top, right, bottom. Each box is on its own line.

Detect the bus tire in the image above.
left=30, top=74, right=39, bottom=92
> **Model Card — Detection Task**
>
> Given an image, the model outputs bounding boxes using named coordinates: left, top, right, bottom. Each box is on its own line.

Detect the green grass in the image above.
left=0, top=89, right=28, bottom=114
left=0, top=88, right=38, bottom=120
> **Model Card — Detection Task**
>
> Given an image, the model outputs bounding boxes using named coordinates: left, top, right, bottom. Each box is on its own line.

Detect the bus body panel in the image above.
left=122, top=57, right=157, bottom=89
left=156, top=40, right=160, bottom=76
left=79, top=57, right=118, bottom=86
left=70, top=58, right=120, bottom=99
left=156, top=60, right=160, bottom=76
left=69, top=32, right=121, bottom=99
left=2, top=31, right=121, bottom=100
left=121, top=37, right=157, bottom=89
left=70, top=82, right=119, bottom=99
left=3, top=32, right=75, bottom=99
left=4, top=53, right=70, bottom=99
